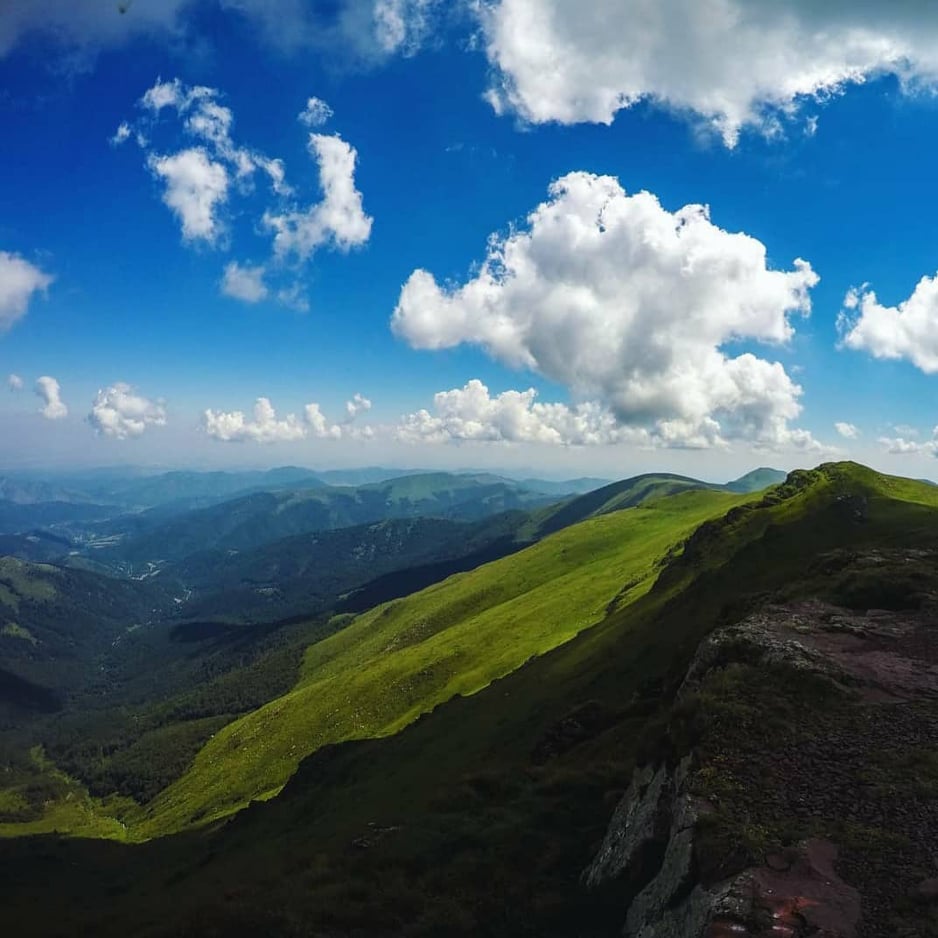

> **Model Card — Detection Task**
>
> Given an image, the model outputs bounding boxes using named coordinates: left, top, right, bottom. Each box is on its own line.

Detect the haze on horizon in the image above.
left=3, top=1, right=938, bottom=482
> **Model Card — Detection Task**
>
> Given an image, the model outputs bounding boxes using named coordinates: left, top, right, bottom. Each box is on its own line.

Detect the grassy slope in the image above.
left=7, top=463, right=938, bottom=935
left=138, top=488, right=749, bottom=836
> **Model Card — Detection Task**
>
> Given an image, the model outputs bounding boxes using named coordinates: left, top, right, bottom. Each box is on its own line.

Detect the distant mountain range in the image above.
left=3, top=462, right=937, bottom=937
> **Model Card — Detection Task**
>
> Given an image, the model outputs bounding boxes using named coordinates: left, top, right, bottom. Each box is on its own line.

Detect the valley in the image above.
left=0, top=462, right=935, bottom=936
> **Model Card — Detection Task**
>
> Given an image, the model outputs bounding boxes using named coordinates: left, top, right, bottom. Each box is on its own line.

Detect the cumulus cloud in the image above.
left=35, top=376, right=67, bottom=420
left=397, top=379, right=642, bottom=446
left=147, top=148, right=229, bottom=244
left=393, top=172, right=819, bottom=451
left=838, top=277, right=938, bottom=373
left=398, top=380, right=824, bottom=451
left=879, top=432, right=938, bottom=456
left=8, top=374, right=23, bottom=391
left=264, top=133, right=372, bottom=260
left=0, top=252, right=53, bottom=332
left=221, top=261, right=268, bottom=303
left=119, top=78, right=371, bottom=303
left=204, top=396, right=372, bottom=443
left=88, top=383, right=167, bottom=439
left=834, top=422, right=859, bottom=439
left=345, top=392, right=372, bottom=420
left=110, top=121, right=132, bottom=146
left=475, top=1, right=938, bottom=145
left=205, top=397, right=308, bottom=443
left=127, top=79, right=293, bottom=247
left=373, top=0, right=439, bottom=55
left=303, top=403, right=344, bottom=440
left=298, top=96, right=333, bottom=128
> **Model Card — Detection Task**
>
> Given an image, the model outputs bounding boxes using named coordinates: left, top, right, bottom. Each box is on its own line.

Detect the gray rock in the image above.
left=583, top=763, right=671, bottom=888
left=625, top=758, right=702, bottom=936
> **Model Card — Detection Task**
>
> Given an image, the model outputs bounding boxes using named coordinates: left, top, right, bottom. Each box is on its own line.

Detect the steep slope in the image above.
left=8, top=463, right=938, bottom=938
left=0, top=557, right=170, bottom=710
left=1, top=462, right=934, bottom=938
left=176, top=513, right=525, bottom=623
left=525, top=472, right=712, bottom=538
left=137, top=487, right=750, bottom=835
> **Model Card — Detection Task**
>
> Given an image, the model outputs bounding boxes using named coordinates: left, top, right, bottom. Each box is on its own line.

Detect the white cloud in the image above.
left=398, top=380, right=825, bottom=452
left=373, top=0, right=439, bottom=55
left=111, top=122, right=131, bottom=146
left=879, top=433, right=938, bottom=456
left=0, top=252, right=53, bottom=332
left=221, top=261, right=268, bottom=303
left=298, top=96, right=333, bottom=128
left=8, top=374, right=23, bottom=391
left=839, top=276, right=938, bottom=373
left=121, top=79, right=369, bottom=295
left=345, top=392, right=372, bottom=419
left=265, top=133, right=372, bottom=260
left=204, top=394, right=377, bottom=443
left=132, top=79, right=291, bottom=244
left=0, top=2, right=429, bottom=62
left=834, top=421, right=859, bottom=439
left=475, top=0, right=938, bottom=145
left=204, top=397, right=369, bottom=443
left=147, top=148, right=229, bottom=244
left=34, top=376, right=67, bottom=420
left=397, top=379, right=642, bottom=446
left=276, top=283, right=310, bottom=312
left=88, top=383, right=167, bottom=439
left=205, top=397, right=308, bottom=443
left=393, top=172, right=819, bottom=451
left=303, top=403, right=344, bottom=440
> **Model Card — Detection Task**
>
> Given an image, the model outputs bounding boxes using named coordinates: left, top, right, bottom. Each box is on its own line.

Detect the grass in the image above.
left=0, top=557, right=59, bottom=611
left=1, top=622, right=36, bottom=643
left=6, top=462, right=938, bottom=935
left=137, top=488, right=750, bottom=836
left=0, top=746, right=133, bottom=841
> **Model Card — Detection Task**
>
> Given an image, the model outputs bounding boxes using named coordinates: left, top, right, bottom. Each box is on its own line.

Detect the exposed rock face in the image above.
left=585, top=585, right=938, bottom=937
left=590, top=755, right=861, bottom=938
left=681, top=599, right=938, bottom=702
left=583, top=763, right=671, bottom=889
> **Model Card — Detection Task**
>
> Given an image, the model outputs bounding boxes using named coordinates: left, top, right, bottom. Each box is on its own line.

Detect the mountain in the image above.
left=724, top=466, right=788, bottom=492
left=135, top=486, right=747, bottom=835
left=517, top=475, right=614, bottom=495
left=174, top=513, right=527, bottom=623
left=2, top=463, right=937, bottom=936
left=0, top=557, right=170, bottom=713
left=102, top=471, right=565, bottom=566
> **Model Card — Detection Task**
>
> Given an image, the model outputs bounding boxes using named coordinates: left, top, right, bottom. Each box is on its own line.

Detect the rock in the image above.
left=625, top=769, right=701, bottom=935
left=583, top=763, right=671, bottom=889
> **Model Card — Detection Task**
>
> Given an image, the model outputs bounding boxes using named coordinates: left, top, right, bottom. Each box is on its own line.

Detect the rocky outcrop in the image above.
left=587, top=759, right=862, bottom=938
left=583, top=763, right=671, bottom=889
left=582, top=597, right=922, bottom=937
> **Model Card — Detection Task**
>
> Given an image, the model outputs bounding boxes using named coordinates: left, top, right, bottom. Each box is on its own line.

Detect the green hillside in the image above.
left=523, top=471, right=711, bottom=538
left=0, top=557, right=171, bottom=709
left=175, top=513, right=525, bottom=624
left=6, top=463, right=938, bottom=937
left=137, top=487, right=749, bottom=835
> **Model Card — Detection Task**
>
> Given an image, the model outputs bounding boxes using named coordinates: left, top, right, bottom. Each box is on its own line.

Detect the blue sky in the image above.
left=4, top=1, right=938, bottom=480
